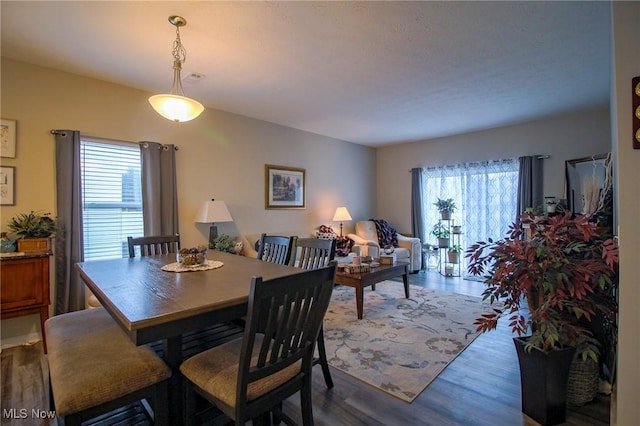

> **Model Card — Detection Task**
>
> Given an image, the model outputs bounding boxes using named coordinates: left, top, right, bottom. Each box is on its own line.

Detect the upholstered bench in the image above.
left=45, top=308, right=171, bottom=426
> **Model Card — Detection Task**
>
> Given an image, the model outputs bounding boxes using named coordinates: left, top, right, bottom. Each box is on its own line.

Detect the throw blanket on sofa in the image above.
left=370, top=219, right=399, bottom=248
left=317, top=225, right=354, bottom=257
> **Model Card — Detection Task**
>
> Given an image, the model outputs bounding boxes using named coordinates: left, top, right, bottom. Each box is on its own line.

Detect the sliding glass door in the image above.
left=422, top=159, right=519, bottom=276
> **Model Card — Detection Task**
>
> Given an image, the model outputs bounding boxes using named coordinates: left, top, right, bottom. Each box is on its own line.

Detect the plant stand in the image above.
left=514, top=337, right=575, bottom=426
left=422, top=244, right=439, bottom=270
left=437, top=219, right=460, bottom=277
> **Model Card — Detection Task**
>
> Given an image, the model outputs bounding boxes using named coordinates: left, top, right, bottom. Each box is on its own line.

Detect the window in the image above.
left=81, top=138, right=143, bottom=260
left=422, top=158, right=519, bottom=273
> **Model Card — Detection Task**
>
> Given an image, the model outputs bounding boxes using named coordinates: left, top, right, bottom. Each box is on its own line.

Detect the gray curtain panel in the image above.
left=139, top=142, right=179, bottom=236
left=53, top=129, right=85, bottom=314
left=517, top=156, right=543, bottom=219
left=411, top=167, right=425, bottom=270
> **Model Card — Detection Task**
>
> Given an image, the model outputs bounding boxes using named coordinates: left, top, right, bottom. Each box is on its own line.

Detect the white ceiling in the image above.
left=1, top=1, right=611, bottom=147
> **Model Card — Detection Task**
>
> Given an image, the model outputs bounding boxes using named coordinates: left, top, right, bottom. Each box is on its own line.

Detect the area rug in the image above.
left=322, top=282, right=494, bottom=403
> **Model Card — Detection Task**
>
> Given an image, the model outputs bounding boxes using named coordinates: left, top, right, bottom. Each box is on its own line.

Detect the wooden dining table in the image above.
left=75, top=250, right=304, bottom=425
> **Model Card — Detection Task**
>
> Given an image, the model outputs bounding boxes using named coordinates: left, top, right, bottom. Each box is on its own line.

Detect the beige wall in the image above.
left=610, top=2, right=640, bottom=424
left=0, top=58, right=376, bottom=347
left=376, top=108, right=611, bottom=232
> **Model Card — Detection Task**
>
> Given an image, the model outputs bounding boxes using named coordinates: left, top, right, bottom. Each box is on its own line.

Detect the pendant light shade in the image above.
left=149, top=93, right=204, bottom=122
left=149, top=16, right=204, bottom=122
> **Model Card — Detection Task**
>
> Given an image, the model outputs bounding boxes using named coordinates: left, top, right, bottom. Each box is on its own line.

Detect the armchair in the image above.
left=348, top=220, right=422, bottom=272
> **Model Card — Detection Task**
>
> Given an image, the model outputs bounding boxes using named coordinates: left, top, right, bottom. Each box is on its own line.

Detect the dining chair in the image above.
left=293, top=237, right=337, bottom=270
left=88, top=235, right=182, bottom=309
left=256, top=233, right=296, bottom=266
left=127, top=234, right=181, bottom=258
left=46, top=308, right=171, bottom=426
left=291, top=237, right=337, bottom=388
left=180, top=261, right=338, bottom=426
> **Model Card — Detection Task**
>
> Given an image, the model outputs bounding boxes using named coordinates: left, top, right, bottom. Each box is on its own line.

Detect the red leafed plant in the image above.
left=466, top=212, right=618, bottom=360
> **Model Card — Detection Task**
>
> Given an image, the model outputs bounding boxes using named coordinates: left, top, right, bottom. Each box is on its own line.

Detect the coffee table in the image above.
left=334, top=261, right=410, bottom=319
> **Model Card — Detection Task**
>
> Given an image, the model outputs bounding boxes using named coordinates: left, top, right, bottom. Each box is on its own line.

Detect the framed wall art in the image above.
left=1, top=119, right=17, bottom=158
left=1, top=166, right=15, bottom=205
left=265, top=164, right=306, bottom=209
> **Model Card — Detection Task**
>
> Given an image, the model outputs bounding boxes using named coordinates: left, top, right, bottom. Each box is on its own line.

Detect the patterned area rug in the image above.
left=323, top=281, right=493, bottom=403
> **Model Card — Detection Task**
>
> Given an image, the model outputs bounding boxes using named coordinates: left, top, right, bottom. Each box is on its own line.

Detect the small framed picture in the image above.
left=265, top=164, right=306, bottom=209
left=1, top=166, right=15, bottom=205
left=1, top=119, right=17, bottom=158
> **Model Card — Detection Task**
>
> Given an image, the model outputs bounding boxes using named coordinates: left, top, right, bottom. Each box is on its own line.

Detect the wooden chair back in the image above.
left=290, top=237, right=337, bottom=389
left=292, top=237, right=336, bottom=269
left=256, top=233, right=296, bottom=265
left=127, top=235, right=181, bottom=258
left=238, top=261, right=337, bottom=422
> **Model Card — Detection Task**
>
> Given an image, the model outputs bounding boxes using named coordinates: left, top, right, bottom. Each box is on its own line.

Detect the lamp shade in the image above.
left=195, top=200, right=233, bottom=223
left=149, top=94, right=204, bottom=122
left=332, top=207, right=352, bottom=222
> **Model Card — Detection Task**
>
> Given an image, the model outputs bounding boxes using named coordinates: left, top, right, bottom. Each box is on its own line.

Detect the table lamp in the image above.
left=195, top=199, right=233, bottom=248
left=332, top=206, right=352, bottom=237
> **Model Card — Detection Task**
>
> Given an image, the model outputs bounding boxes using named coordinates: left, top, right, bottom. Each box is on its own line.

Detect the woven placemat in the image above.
left=161, top=260, right=224, bottom=273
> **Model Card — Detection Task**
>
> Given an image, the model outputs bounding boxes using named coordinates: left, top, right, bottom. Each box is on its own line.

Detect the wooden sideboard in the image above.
left=1, top=252, right=51, bottom=352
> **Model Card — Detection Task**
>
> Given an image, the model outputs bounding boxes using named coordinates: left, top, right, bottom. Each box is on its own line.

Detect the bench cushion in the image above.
left=45, top=308, right=171, bottom=416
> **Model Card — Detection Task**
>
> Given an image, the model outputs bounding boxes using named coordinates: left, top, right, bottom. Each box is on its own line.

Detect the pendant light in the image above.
left=149, top=15, right=204, bottom=122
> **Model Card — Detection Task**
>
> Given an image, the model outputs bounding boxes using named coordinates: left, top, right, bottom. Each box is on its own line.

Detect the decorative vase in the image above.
left=514, top=337, right=575, bottom=426
left=0, top=234, right=16, bottom=253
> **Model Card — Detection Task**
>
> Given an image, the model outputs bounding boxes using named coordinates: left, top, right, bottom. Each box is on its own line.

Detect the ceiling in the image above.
left=1, top=1, right=611, bottom=147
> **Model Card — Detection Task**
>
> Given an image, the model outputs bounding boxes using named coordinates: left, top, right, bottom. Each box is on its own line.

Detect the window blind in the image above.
left=81, top=139, right=143, bottom=260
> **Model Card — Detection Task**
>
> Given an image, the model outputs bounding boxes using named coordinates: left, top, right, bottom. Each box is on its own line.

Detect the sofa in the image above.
left=347, top=220, right=422, bottom=272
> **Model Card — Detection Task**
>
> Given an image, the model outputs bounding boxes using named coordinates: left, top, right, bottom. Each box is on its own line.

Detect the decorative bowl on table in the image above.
left=177, top=246, right=208, bottom=267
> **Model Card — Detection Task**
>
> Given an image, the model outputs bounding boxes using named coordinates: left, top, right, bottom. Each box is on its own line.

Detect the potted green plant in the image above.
left=7, top=211, right=57, bottom=253
left=212, top=234, right=236, bottom=253
left=524, top=205, right=545, bottom=219
left=447, top=244, right=462, bottom=264
left=433, top=198, right=456, bottom=220
left=431, top=223, right=450, bottom=248
left=466, top=212, right=618, bottom=425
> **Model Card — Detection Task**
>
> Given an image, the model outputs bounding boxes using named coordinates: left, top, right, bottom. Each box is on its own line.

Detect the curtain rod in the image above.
left=140, top=142, right=179, bottom=151
left=409, top=155, right=551, bottom=172
left=50, top=130, right=179, bottom=150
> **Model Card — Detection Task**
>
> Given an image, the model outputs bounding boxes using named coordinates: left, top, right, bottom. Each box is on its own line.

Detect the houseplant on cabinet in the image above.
left=466, top=212, right=618, bottom=425
left=7, top=211, right=57, bottom=253
left=433, top=198, right=456, bottom=220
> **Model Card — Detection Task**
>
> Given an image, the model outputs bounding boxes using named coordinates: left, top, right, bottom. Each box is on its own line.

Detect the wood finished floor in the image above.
left=1, top=270, right=610, bottom=426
